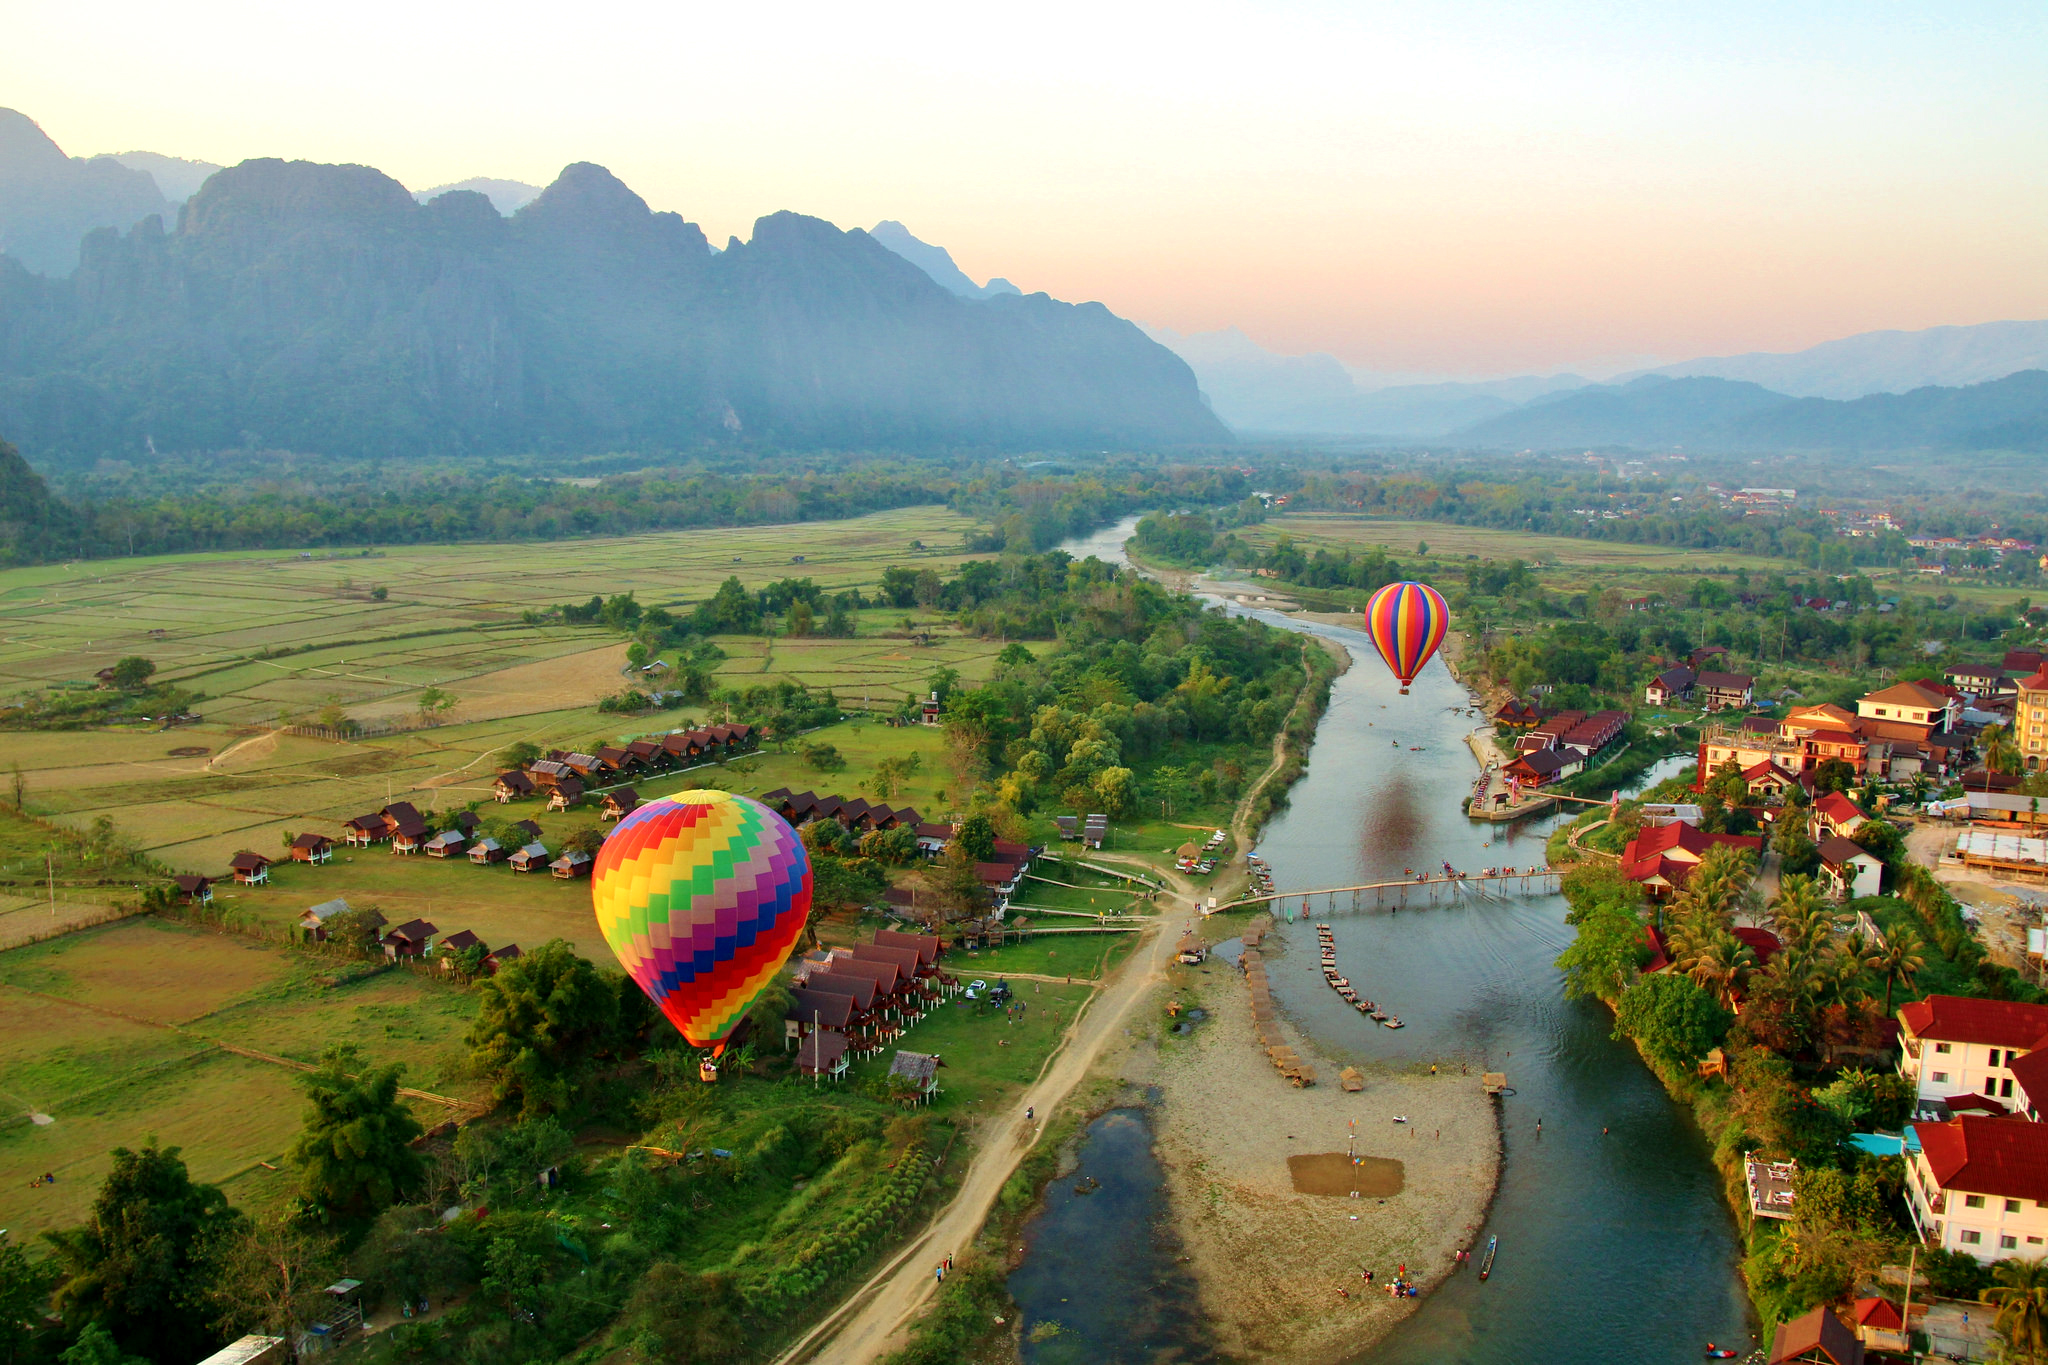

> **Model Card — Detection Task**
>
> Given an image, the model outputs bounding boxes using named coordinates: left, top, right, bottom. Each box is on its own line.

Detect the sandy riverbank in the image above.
left=1130, top=946, right=1501, bottom=1364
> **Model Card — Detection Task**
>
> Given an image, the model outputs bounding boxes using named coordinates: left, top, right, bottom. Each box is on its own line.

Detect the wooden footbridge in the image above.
left=1215, top=865, right=1561, bottom=915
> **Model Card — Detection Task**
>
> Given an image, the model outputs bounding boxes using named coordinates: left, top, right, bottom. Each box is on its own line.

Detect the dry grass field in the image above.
left=1247, top=516, right=1800, bottom=580
left=0, top=917, right=481, bottom=1237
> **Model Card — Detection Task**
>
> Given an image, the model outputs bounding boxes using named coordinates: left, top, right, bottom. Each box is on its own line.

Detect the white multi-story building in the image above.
left=1907, top=1116, right=2048, bottom=1262
left=1896, top=995, right=2048, bottom=1113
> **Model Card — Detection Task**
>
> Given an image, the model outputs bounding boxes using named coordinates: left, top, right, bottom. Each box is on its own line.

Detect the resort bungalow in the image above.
left=887, top=1050, right=942, bottom=1104
left=437, top=929, right=485, bottom=969
left=561, top=752, right=603, bottom=778
left=512, top=819, right=543, bottom=842
left=298, top=897, right=353, bottom=940
left=625, top=739, right=668, bottom=770
left=975, top=861, right=1023, bottom=902
left=1644, top=666, right=1696, bottom=706
left=1055, top=815, right=1079, bottom=841
left=786, top=988, right=856, bottom=1042
left=659, top=732, right=707, bottom=765
left=799, top=971, right=880, bottom=1016
left=468, top=837, right=507, bottom=865
left=172, top=873, right=213, bottom=906
left=422, top=830, right=467, bottom=858
left=914, top=823, right=955, bottom=857
left=1505, top=748, right=1577, bottom=788
left=343, top=815, right=388, bottom=847
left=1906, top=1115, right=2048, bottom=1263
left=1493, top=699, right=1543, bottom=728
left=484, top=944, right=522, bottom=973
left=493, top=771, right=535, bottom=803
left=593, top=746, right=637, bottom=776
left=289, top=832, right=334, bottom=864
left=528, top=759, right=575, bottom=789
left=390, top=826, right=427, bottom=855
left=797, top=1030, right=851, bottom=1081
left=550, top=849, right=594, bottom=879
left=873, top=929, right=942, bottom=968
left=508, top=842, right=551, bottom=873
left=547, top=776, right=585, bottom=811
left=1895, top=995, right=2048, bottom=1112
left=229, top=851, right=271, bottom=885
left=600, top=789, right=641, bottom=821
left=1816, top=837, right=1882, bottom=899
left=382, top=919, right=437, bottom=960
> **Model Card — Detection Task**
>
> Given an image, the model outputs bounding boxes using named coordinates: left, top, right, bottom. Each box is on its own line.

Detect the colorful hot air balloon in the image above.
left=591, top=789, right=812, bottom=1055
left=1363, top=580, right=1449, bottom=694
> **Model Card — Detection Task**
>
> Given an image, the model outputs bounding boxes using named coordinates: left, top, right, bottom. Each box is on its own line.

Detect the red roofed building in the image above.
left=1897, top=995, right=2048, bottom=1109
left=1741, top=759, right=1802, bottom=799
left=1907, top=1116, right=2048, bottom=1262
left=1619, top=822, right=1763, bottom=899
left=1732, top=927, right=1782, bottom=971
left=1812, top=791, right=1868, bottom=841
left=1767, top=1305, right=1864, bottom=1365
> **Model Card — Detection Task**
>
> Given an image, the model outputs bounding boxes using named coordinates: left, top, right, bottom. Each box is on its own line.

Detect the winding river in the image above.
left=1012, top=519, right=1755, bottom=1363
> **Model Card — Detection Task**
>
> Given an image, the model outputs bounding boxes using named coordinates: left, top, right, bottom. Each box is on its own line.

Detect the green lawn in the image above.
left=843, top=979, right=1094, bottom=1114
left=949, top=934, right=1137, bottom=981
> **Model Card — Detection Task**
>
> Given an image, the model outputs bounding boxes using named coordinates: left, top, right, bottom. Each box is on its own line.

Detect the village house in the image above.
left=1906, top=1115, right=2048, bottom=1262
left=786, top=987, right=858, bottom=1043
left=1644, top=666, right=1696, bottom=707
left=914, top=822, right=955, bottom=858
left=547, top=776, right=585, bottom=811
left=1493, top=699, right=1542, bottom=729
left=550, top=849, right=594, bottom=879
left=593, top=746, right=637, bottom=776
left=382, top=919, right=437, bottom=960
left=920, top=692, right=942, bottom=727
left=1947, top=662, right=2012, bottom=699
left=288, top=832, right=334, bottom=864
left=172, top=873, right=213, bottom=905
left=1741, top=760, right=1803, bottom=800
left=559, top=752, right=603, bottom=778
left=600, top=788, right=641, bottom=821
left=342, top=815, right=388, bottom=847
left=975, top=861, right=1023, bottom=905
left=508, top=842, right=551, bottom=873
left=529, top=759, right=575, bottom=788
left=1859, top=680, right=1960, bottom=734
left=1812, top=791, right=1869, bottom=841
left=1620, top=822, right=1764, bottom=899
left=493, top=770, right=535, bottom=803
left=484, top=944, right=522, bottom=973
left=1847, top=1297, right=1907, bottom=1356
left=390, top=826, right=427, bottom=855
left=229, top=851, right=271, bottom=885
left=625, top=739, right=669, bottom=770
left=1695, top=670, right=1756, bottom=711
left=1816, top=836, right=1882, bottom=899
left=1767, top=1305, right=1866, bottom=1365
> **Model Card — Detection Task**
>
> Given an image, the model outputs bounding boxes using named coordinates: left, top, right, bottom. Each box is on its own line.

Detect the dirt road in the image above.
left=775, top=907, right=1184, bottom=1365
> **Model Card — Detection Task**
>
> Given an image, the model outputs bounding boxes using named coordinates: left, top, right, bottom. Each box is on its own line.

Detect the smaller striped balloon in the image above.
left=590, top=790, right=811, bottom=1053
left=1363, top=581, right=1450, bottom=695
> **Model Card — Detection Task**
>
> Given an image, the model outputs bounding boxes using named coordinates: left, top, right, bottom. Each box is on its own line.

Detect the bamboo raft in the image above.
left=1318, top=923, right=1403, bottom=1028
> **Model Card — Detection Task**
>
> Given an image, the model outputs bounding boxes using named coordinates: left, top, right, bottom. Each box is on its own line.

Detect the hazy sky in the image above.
left=12, top=1, right=2047, bottom=377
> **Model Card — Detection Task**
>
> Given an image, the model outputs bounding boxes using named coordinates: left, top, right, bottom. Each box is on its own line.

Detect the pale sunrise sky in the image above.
left=11, top=1, right=2047, bottom=377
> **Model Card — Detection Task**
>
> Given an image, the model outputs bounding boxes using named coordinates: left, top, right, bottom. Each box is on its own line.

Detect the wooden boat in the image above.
left=1384, top=1017, right=1404, bottom=1029
left=1370, top=1010, right=1387, bottom=1022
left=1478, top=1235, right=1497, bottom=1280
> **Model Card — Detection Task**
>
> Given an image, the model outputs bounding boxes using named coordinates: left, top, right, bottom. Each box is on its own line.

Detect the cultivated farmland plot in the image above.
left=0, top=508, right=1002, bottom=870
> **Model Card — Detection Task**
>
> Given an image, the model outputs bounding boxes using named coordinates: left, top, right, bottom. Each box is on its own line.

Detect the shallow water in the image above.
left=1007, top=1107, right=1217, bottom=1365
left=1010, top=524, right=1756, bottom=1363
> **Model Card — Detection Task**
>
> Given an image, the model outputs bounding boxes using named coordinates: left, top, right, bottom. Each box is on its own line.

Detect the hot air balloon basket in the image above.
left=698, top=1059, right=720, bottom=1084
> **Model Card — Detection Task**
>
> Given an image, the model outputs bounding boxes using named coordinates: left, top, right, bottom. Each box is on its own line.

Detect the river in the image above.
left=1012, top=518, right=1755, bottom=1363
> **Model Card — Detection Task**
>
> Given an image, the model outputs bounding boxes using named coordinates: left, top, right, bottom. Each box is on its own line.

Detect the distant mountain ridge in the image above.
left=1454, top=371, right=2048, bottom=452
left=415, top=177, right=542, bottom=216
left=1624, top=320, right=2048, bottom=399
left=868, top=221, right=1020, bottom=299
left=0, top=157, right=1226, bottom=458
left=0, top=109, right=167, bottom=276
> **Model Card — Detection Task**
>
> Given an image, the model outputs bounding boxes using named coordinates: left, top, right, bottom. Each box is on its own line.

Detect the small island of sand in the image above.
left=1134, top=924, right=1502, bottom=1364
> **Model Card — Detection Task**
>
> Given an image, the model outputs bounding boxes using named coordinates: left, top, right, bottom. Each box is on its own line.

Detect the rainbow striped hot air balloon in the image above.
left=1363, top=580, right=1449, bottom=695
left=591, top=789, right=811, bottom=1055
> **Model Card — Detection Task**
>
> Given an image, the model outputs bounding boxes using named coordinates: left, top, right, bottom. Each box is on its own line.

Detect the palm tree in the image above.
left=1682, top=931, right=1758, bottom=1011
left=1984, top=722, right=2022, bottom=776
left=1983, top=1256, right=2048, bottom=1361
left=1874, top=924, right=1928, bottom=1012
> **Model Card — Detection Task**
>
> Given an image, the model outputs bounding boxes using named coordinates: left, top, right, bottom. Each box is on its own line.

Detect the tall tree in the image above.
left=44, top=1143, right=241, bottom=1363
left=206, top=1220, right=337, bottom=1349
left=467, top=939, right=621, bottom=1115
left=1983, top=1257, right=2048, bottom=1362
left=286, top=1045, right=425, bottom=1222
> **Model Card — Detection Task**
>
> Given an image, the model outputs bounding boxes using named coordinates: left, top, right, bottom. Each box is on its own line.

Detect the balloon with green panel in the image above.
left=590, top=789, right=813, bottom=1053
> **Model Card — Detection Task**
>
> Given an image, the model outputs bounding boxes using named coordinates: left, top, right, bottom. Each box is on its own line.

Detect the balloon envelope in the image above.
left=591, top=789, right=812, bottom=1052
left=1364, top=581, right=1449, bottom=694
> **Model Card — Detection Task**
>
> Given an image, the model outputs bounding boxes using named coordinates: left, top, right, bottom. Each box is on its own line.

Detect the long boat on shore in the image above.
left=1477, top=1234, right=1498, bottom=1281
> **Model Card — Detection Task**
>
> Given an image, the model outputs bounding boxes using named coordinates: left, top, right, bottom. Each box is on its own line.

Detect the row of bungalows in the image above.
left=1503, top=709, right=1629, bottom=788
left=492, top=726, right=760, bottom=806
left=1052, top=813, right=1110, bottom=848
left=172, top=848, right=288, bottom=902
left=976, top=839, right=1039, bottom=909
left=759, top=789, right=925, bottom=833
left=786, top=930, right=954, bottom=1066
left=299, top=902, right=524, bottom=972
